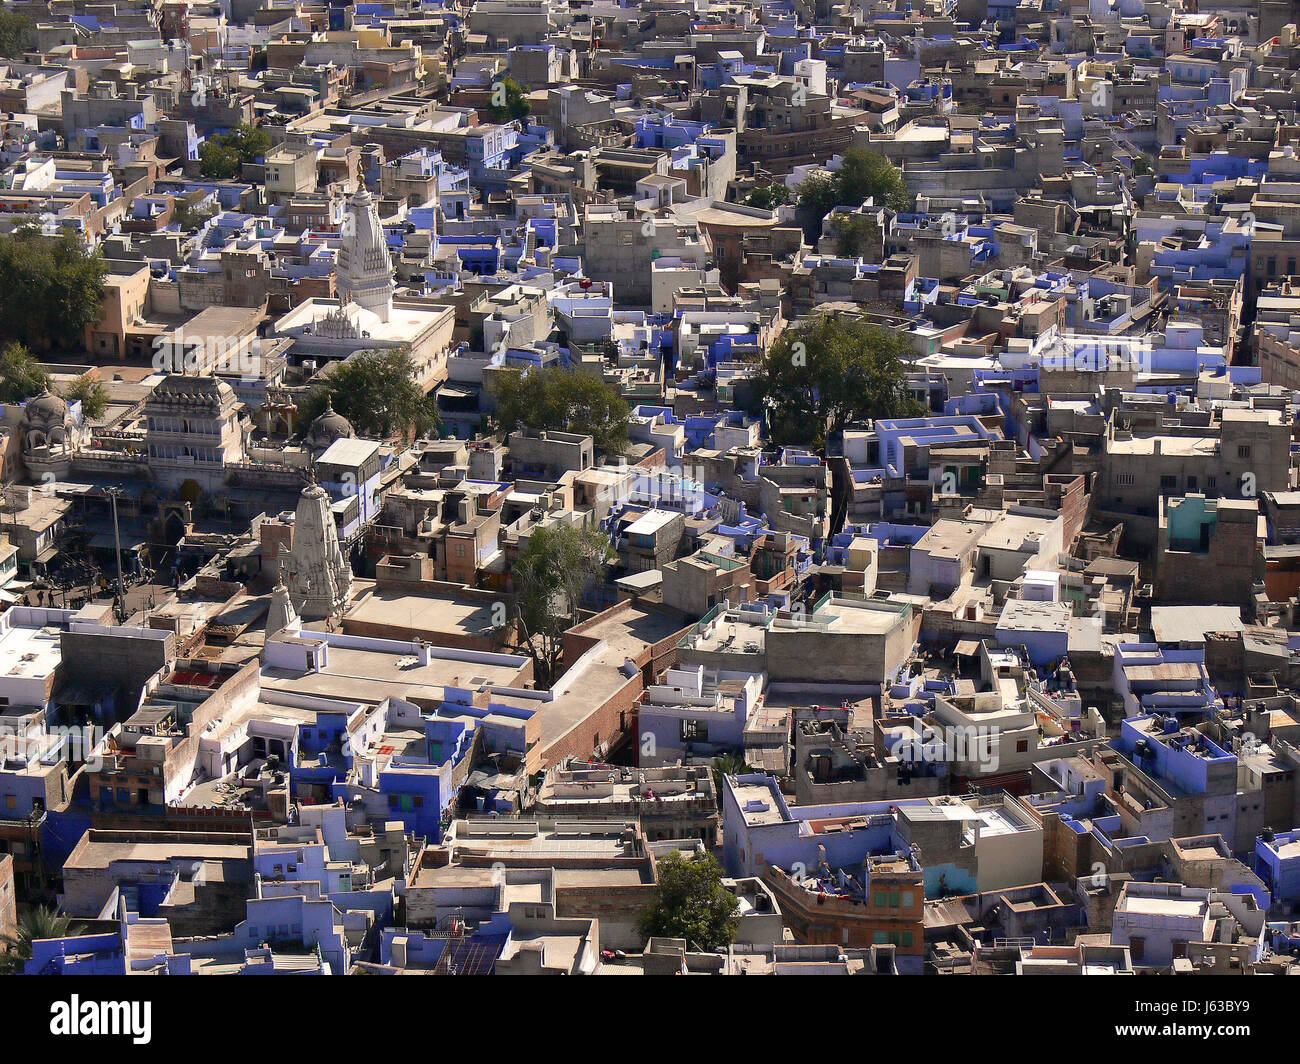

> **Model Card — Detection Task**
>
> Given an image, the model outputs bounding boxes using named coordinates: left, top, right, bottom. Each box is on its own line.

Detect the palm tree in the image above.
left=711, top=752, right=751, bottom=796
left=0, top=906, right=77, bottom=975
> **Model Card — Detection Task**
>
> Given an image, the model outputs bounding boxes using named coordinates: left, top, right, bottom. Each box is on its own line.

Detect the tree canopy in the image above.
left=198, top=124, right=271, bottom=180
left=0, top=229, right=108, bottom=352
left=171, top=196, right=218, bottom=231
left=833, top=213, right=879, bottom=258
left=748, top=314, right=923, bottom=450
left=745, top=183, right=792, bottom=210
left=796, top=146, right=912, bottom=239
left=297, top=348, right=439, bottom=441
left=487, top=78, right=531, bottom=123
left=511, top=522, right=612, bottom=686
left=638, top=851, right=740, bottom=951
left=63, top=373, right=110, bottom=420
left=711, top=753, right=752, bottom=796
left=489, top=365, right=630, bottom=454
left=0, top=10, right=35, bottom=58
left=0, top=343, right=50, bottom=405
left=0, top=906, right=78, bottom=975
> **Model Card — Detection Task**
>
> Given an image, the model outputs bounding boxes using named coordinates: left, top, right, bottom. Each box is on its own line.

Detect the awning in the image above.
left=954, top=639, right=982, bottom=657
left=88, top=533, right=146, bottom=552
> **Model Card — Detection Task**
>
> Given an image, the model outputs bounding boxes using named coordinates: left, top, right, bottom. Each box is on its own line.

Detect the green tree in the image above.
left=198, top=140, right=241, bottom=179
left=487, top=77, right=531, bottom=123
left=63, top=373, right=110, bottom=419
left=297, top=348, right=439, bottom=441
left=171, top=196, right=218, bottom=231
left=711, top=752, right=751, bottom=796
left=748, top=314, right=923, bottom=450
left=746, top=183, right=791, bottom=210
left=489, top=365, right=630, bottom=454
left=199, top=124, right=271, bottom=179
left=796, top=146, right=912, bottom=240
left=0, top=906, right=79, bottom=975
left=794, top=170, right=839, bottom=233
left=638, top=851, right=739, bottom=951
left=833, top=146, right=913, bottom=212
left=511, top=523, right=612, bottom=686
left=834, top=213, right=879, bottom=258
left=0, top=343, right=50, bottom=404
left=0, top=229, right=108, bottom=352
left=0, top=10, right=35, bottom=58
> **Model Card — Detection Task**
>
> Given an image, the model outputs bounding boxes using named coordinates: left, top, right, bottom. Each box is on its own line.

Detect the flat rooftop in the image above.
left=0, top=622, right=63, bottom=681
left=1108, top=434, right=1216, bottom=457
left=570, top=602, right=690, bottom=659
left=811, top=597, right=910, bottom=635
left=67, top=836, right=250, bottom=869
left=1150, top=605, right=1242, bottom=644
left=1120, top=895, right=1207, bottom=918
left=916, top=519, right=988, bottom=560
left=998, top=599, right=1072, bottom=633
left=689, top=612, right=767, bottom=654
left=261, top=642, right=529, bottom=704
left=731, top=782, right=785, bottom=826
left=344, top=589, right=500, bottom=639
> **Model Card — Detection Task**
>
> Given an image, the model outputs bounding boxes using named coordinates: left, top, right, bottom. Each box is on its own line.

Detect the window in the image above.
left=874, top=891, right=888, bottom=907
left=1160, top=475, right=1177, bottom=491
left=873, top=930, right=888, bottom=944
left=1237, top=444, right=1252, bottom=459
left=1016, top=739, right=1029, bottom=753
left=900, top=890, right=914, bottom=908
left=681, top=719, right=707, bottom=742
left=901, top=931, right=914, bottom=947
left=1115, top=472, right=1135, bottom=487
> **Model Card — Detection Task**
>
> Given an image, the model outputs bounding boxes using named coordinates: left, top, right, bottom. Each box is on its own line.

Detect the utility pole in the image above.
left=106, top=487, right=126, bottom=604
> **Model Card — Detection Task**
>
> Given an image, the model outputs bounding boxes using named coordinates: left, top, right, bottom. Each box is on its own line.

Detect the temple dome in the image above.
left=23, top=389, right=70, bottom=425
left=307, top=399, right=354, bottom=450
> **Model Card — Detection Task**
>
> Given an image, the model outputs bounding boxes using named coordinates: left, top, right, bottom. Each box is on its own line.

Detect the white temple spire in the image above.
left=336, top=188, right=394, bottom=323
left=287, top=481, right=352, bottom=620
